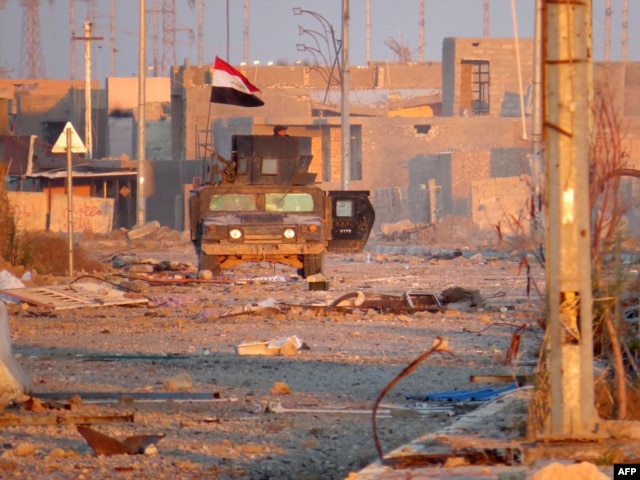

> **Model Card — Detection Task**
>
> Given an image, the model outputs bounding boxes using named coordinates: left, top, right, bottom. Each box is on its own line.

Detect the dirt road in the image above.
left=1, top=238, right=544, bottom=479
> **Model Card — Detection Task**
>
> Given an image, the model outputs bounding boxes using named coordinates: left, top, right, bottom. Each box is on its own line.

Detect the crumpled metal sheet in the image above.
left=77, top=425, right=165, bottom=456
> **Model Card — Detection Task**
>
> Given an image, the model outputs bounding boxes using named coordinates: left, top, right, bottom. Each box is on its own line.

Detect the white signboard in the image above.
left=51, top=122, right=87, bottom=154
left=50, top=195, right=114, bottom=234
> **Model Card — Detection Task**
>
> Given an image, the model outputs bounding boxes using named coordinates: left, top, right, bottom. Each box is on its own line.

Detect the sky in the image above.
left=0, top=0, right=638, bottom=82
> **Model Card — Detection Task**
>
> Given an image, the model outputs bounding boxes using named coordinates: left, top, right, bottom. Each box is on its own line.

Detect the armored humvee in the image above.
left=189, top=134, right=375, bottom=278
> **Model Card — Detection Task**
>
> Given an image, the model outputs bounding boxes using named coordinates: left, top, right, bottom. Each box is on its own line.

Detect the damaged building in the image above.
left=1, top=37, right=639, bottom=238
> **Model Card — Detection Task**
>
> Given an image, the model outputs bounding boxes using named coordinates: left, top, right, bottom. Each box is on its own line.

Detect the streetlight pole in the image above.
left=293, top=5, right=350, bottom=190
left=340, top=0, right=350, bottom=191
left=137, top=0, right=147, bottom=226
left=293, top=6, right=341, bottom=80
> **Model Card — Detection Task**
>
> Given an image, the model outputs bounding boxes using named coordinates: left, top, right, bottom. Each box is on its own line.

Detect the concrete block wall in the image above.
left=471, top=176, right=531, bottom=235
left=451, top=150, right=491, bottom=216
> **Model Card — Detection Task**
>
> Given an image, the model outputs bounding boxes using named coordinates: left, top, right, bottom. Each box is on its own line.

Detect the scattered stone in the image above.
left=14, top=443, right=37, bottom=457
left=163, top=372, right=193, bottom=392
left=118, top=279, right=149, bottom=293
left=198, top=269, right=213, bottom=280
left=280, top=340, right=298, bottom=357
left=531, top=462, right=609, bottom=480
left=270, top=382, right=291, bottom=395
left=129, top=264, right=155, bottom=273
left=126, top=221, right=161, bottom=240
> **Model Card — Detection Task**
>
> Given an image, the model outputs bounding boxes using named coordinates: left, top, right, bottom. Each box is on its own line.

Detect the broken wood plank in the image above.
left=0, top=285, right=148, bottom=310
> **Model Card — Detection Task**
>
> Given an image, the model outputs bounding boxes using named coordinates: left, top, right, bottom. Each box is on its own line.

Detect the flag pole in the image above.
left=203, top=100, right=213, bottom=182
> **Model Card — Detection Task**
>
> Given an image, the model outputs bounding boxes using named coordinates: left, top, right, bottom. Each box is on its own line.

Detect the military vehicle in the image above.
left=189, top=134, right=375, bottom=278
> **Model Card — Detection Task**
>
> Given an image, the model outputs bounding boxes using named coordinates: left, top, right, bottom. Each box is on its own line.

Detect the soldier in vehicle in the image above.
left=273, top=125, right=289, bottom=137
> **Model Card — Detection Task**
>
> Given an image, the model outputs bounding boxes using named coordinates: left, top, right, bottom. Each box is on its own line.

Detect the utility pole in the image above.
left=604, top=0, right=611, bottom=61
left=243, top=0, right=249, bottom=65
left=341, top=0, right=350, bottom=191
left=530, top=0, right=543, bottom=235
left=110, top=0, right=116, bottom=77
left=72, top=21, right=102, bottom=160
left=70, top=0, right=76, bottom=79
left=419, top=0, right=424, bottom=61
left=138, top=0, right=147, bottom=226
left=365, top=0, right=370, bottom=64
left=484, top=0, right=489, bottom=37
left=543, top=0, right=597, bottom=437
left=622, top=0, right=628, bottom=61
left=199, top=0, right=205, bottom=65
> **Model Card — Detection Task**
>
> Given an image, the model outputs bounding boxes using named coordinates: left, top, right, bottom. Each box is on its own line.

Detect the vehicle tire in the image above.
left=300, top=252, right=325, bottom=279
left=199, top=254, right=221, bottom=275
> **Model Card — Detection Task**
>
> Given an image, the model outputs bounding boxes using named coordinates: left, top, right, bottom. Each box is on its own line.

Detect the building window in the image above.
left=460, top=60, right=490, bottom=116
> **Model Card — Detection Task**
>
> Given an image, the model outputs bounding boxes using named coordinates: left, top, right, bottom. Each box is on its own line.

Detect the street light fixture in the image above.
left=293, top=3, right=350, bottom=192
left=292, top=8, right=341, bottom=72
left=293, top=7, right=342, bottom=103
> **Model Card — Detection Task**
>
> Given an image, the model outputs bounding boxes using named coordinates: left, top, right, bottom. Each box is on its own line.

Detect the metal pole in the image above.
left=84, top=21, right=92, bottom=159
left=622, top=0, right=629, bottom=61
left=530, top=0, right=543, bottom=235
left=544, top=0, right=596, bottom=437
left=66, top=127, right=74, bottom=276
left=137, top=0, right=147, bottom=226
left=340, top=0, right=350, bottom=191
left=510, top=0, right=527, bottom=141
left=365, top=0, right=370, bottom=64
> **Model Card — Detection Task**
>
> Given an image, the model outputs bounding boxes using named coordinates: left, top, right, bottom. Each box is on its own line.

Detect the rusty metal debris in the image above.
left=504, top=324, right=528, bottom=366
left=77, top=425, right=165, bottom=456
left=34, top=391, right=235, bottom=404
left=0, top=414, right=134, bottom=427
left=372, top=337, right=456, bottom=463
left=324, top=291, right=443, bottom=314
left=123, top=274, right=235, bottom=285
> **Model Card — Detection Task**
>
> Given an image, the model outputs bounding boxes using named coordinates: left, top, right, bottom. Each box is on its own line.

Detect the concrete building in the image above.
left=171, top=38, right=538, bottom=233
left=1, top=37, right=640, bottom=238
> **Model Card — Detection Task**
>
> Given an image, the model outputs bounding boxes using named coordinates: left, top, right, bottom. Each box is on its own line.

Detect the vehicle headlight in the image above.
left=229, top=228, right=242, bottom=240
left=283, top=228, right=296, bottom=239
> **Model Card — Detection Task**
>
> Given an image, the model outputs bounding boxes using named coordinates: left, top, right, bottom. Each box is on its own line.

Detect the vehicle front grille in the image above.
left=242, top=225, right=289, bottom=242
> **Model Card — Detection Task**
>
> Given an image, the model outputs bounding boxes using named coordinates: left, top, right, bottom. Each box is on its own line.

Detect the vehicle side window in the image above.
left=265, top=193, right=314, bottom=212
left=335, top=199, right=353, bottom=217
left=209, top=194, right=258, bottom=212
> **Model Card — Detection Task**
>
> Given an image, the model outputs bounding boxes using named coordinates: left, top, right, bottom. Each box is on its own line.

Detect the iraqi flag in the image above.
left=210, top=56, right=264, bottom=107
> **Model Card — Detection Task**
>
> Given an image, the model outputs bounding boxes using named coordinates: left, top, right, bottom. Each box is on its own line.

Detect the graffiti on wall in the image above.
left=50, top=195, right=114, bottom=234
left=6, top=192, right=48, bottom=231
left=7, top=192, right=114, bottom=234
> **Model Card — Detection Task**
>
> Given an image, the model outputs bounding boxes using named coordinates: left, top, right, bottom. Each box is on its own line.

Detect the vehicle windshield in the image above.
left=265, top=193, right=314, bottom=212
left=209, top=194, right=258, bottom=212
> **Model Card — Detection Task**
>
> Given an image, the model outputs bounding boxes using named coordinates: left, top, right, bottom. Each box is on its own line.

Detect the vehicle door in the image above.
left=327, top=191, right=375, bottom=253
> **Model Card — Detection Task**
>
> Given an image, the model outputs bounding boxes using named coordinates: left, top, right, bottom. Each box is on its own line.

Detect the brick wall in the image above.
left=442, top=37, right=533, bottom=118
